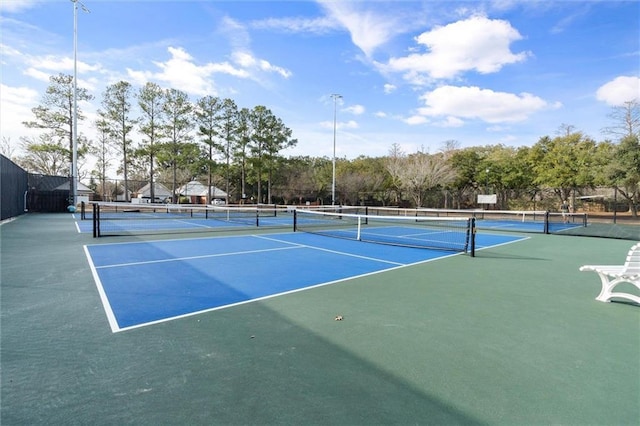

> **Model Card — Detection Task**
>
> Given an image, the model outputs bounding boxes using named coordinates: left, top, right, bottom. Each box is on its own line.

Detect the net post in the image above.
left=255, top=210, right=259, bottom=227
left=469, top=217, right=476, bottom=257
left=92, top=203, right=99, bottom=238
left=356, top=216, right=362, bottom=240
left=543, top=211, right=550, bottom=234
left=293, top=210, right=298, bottom=232
left=80, top=201, right=85, bottom=220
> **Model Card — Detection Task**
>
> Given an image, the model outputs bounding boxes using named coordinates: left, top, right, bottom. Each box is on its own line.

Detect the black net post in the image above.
left=469, top=217, right=476, bottom=257
left=293, top=210, right=298, bottom=232
left=92, top=203, right=98, bottom=238
left=543, top=211, right=550, bottom=234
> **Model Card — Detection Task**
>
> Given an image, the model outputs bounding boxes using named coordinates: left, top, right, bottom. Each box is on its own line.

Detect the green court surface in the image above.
left=1, top=213, right=639, bottom=425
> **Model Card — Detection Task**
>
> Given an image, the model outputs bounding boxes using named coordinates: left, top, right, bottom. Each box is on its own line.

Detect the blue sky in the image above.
left=1, top=0, right=639, bottom=161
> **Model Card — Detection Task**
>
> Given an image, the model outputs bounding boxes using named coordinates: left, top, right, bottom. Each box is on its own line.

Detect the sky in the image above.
left=1, top=0, right=639, bottom=162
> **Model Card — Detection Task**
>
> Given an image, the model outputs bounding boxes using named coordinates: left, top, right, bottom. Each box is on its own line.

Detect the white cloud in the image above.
left=319, top=120, right=359, bottom=130
left=386, top=15, right=530, bottom=82
left=383, top=83, right=397, bottom=94
left=404, top=115, right=429, bottom=125
left=24, top=55, right=101, bottom=74
left=317, top=0, right=406, bottom=57
left=250, top=16, right=339, bottom=34
left=23, top=67, right=50, bottom=82
left=344, top=104, right=365, bottom=115
left=231, top=51, right=292, bottom=79
left=127, top=46, right=249, bottom=96
left=0, top=43, right=22, bottom=59
left=486, top=124, right=510, bottom=132
left=596, top=76, right=640, bottom=106
left=122, top=22, right=293, bottom=96
left=0, top=0, right=38, bottom=13
left=218, top=17, right=293, bottom=80
left=219, top=15, right=252, bottom=52
left=416, top=85, right=550, bottom=123
left=0, top=84, right=40, bottom=141
left=438, top=116, right=465, bottom=128
left=148, top=46, right=221, bottom=95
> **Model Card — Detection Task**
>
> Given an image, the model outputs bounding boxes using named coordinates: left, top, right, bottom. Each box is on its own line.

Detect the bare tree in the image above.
left=1, top=137, right=16, bottom=159
left=385, top=143, right=405, bottom=204
left=602, top=100, right=640, bottom=140
left=393, top=148, right=457, bottom=207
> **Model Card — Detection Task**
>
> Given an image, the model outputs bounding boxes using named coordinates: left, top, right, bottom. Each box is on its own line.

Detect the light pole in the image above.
left=485, top=168, right=489, bottom=192
left=71, top=0, right=89, bottom=210
left=330, top=94, right=342, bottom=205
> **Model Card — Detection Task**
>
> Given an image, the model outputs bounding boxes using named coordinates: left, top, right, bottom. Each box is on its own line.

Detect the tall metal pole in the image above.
left=71, top=0, right=78, bottom=208
left=331, top=94, right=342, bottom=205
left=71, top=0, right=89, bottom=209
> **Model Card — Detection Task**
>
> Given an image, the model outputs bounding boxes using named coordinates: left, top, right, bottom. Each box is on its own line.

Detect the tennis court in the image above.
left=85, top=231, right=524, bottom=332
left=2, top=212, right=639, bottom=425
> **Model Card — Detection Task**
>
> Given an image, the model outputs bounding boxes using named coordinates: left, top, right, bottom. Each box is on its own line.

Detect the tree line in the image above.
left=7, top=73, right=640, bottom=215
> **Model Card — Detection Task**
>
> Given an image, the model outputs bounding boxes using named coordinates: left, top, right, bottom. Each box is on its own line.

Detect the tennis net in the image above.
left=293, top=208, right=476, bottom=255
left=88, top=202, right=289, bottom=237
left=349, top=207, right=587, bottom=234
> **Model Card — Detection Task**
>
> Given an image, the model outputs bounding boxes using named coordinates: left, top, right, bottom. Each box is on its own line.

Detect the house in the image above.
left=135, top=182, right=173, bottom=203
left=54, top=180, right=95, bottom=204
left=178, top=181, right=227, bottom=204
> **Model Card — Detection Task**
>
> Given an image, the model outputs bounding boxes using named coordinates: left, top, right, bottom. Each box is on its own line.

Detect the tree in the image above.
left=274, top=156, right=332, bottom=204
left=480, top=145, right=536, bottom=209
left=137, top=82, right=165, bottom=202
left=385, top=143, right=406, bottom=204
left=16, top=134, right=70, bottom=175
left=158, top=88, right=196, bottom=202
left=530, top=131, right=597, bottom=204
left=219, top=99, right=239, bottom=202
left=195, top=95, right=223, bottom=204
left=248, top=106, right=271, bottom=203
left=23, top=73, right=93, bottom=160
left=23, top=73, right=93, bottom=199
left=339, top=156, right=387, bottom=205
left=100, top=81, right=136, bottom=201
left=234, top=107, right=253, bottom=202
left=1, top=137, right=16, bottom=159
left=262, top=116, right=297, bottom=204
left=449, top=147, right=481, bottom=208
left=387, top=146, right=456, bottom=207
left=606, top=134, right=640, bottom=216
left=603, top=100, right=640, bottom=140
left=91, top=118, right=115, bottom=201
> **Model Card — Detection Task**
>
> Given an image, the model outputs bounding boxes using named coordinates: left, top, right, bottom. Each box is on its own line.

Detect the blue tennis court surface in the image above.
left=85, top=232, right=526, bottom=332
